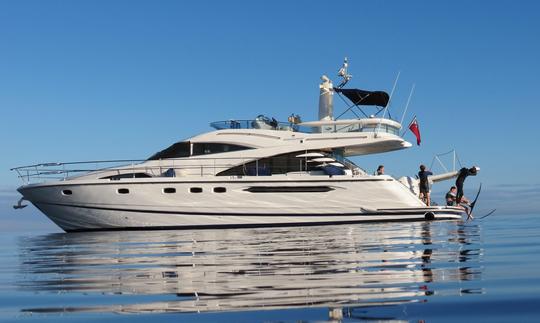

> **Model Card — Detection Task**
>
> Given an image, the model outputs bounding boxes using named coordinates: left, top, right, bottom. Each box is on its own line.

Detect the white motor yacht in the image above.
left=12, top=60, right=476, bottom=232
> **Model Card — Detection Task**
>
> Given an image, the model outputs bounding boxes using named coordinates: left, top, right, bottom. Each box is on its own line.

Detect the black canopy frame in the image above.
left=334, top=88, right=392, bottom=120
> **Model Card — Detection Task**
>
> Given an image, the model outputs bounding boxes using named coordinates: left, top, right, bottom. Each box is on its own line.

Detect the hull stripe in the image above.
left=20, top=178, right=393, bottom=189
left=37, top=201, right=465, bottom=217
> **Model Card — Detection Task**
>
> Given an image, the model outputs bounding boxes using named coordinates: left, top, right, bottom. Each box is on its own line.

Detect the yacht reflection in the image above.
left=17, top=221, right=483, bottom=317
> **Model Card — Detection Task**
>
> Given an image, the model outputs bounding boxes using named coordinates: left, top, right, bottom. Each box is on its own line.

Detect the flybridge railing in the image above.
left=11, top=156, right=366, bottom=184
left=209, top=119, right=402, bottom=135
left=210, top=120, right=313, bottom=133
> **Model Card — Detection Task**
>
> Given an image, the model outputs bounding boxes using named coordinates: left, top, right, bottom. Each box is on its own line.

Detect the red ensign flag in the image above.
left=409, top=117, right=421, bottom=145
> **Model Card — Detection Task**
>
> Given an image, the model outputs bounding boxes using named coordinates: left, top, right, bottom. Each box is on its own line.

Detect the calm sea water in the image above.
left=1, top=214, right=539, bottom=322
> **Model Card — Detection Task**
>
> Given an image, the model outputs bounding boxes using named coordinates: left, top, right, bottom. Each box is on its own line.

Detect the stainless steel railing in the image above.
left=11, top=155, right=365, bottom=184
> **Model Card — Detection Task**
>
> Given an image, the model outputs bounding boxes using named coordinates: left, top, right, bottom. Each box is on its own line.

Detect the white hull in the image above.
left=34, top=203, right=463, bottom=232
left=19, top=176, right=464, bottom=232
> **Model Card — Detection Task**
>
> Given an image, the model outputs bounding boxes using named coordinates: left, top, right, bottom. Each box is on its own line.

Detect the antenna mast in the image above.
left=399, top=83, right=416, bottom=126
left=337, top=57, right=352, bottom=88
left=376, top=71, right=400, bottom=135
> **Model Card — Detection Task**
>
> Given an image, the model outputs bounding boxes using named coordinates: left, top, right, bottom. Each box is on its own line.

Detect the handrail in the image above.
left=10, top=159, right=148, bottom=171
left=10, top=156, right=282, bottom=171
left=210, top=120, right=312, bottom=133
left=11, top=155, right=365, bottom=184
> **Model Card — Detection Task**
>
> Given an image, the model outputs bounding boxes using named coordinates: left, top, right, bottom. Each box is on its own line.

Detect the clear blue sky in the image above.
left=1, top=1, right=539, bottom=200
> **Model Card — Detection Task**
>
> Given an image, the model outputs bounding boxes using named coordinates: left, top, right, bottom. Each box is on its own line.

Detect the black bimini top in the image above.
left=335, top=88, right=390, bottom=107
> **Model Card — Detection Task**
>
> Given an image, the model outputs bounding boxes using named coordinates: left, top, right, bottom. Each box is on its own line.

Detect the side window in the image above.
left=217, top=151, right=309, bottom=176
left=192, top=143, right=251, bottom=156
left=147, top=142, right=191, bottom=160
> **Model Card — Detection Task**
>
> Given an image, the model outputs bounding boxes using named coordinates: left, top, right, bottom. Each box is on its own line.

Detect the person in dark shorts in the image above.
left=418, top=165, right=433, bottom=206
left=456, top=166, right=478, bottom=204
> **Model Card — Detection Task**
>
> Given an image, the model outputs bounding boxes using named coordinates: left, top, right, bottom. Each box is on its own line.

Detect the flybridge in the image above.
left=316, top=58, right=398, bottom=133
left=210, top=118, right=308, bottom=132
left=210, top=58, right=402, bottom=136
left=209, top=117, right=402, bottom=136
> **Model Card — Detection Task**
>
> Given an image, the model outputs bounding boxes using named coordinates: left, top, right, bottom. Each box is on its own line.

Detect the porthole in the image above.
left=190, top=187, right=203, bottom=193
left=163, top=187, right=176, bottom=194
left=118, top=188, right=130, bottom=194
left=213, top=187, right=226, bottom=193
left=61, top=189, right=72, bottom=196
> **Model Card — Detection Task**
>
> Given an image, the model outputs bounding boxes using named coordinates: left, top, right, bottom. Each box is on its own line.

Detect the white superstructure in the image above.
left=12, top=61, right=471, bottom=232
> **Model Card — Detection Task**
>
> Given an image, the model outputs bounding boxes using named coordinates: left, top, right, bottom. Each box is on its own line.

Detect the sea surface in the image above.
left=1, top=213, right=539, bottom=322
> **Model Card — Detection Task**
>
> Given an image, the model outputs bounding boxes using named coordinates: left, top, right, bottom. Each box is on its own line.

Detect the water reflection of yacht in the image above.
left=12, top=59, right=474, bottom=232
left=17, top=222, right=482, bottom=315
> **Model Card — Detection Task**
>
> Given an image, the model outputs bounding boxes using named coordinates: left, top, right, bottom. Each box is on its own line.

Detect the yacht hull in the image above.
left=19, top=177, right=465, bottom=232
left=32, top=202, right=463, bottom=232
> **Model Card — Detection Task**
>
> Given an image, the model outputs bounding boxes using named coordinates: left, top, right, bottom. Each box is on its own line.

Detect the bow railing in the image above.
left=11, top=156, right=367, bottom=185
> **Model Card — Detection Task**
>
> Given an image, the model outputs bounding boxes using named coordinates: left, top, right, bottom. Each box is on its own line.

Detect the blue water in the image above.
left=1, top=214, right=539, bottom=322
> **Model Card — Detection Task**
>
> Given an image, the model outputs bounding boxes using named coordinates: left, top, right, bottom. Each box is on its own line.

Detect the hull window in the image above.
left=244, top=186, right=334, bottom=193
left=117, top=188, right=130, bottom=194
left=213, top=187, right=226, bottom=193
left=190, top=187, right=203, bottom=193
left=163, top=187, right=176, bottom=194
left=61, top=189, right=72, bottom=196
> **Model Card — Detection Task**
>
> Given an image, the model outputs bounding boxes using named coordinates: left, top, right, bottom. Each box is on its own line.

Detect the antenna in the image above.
left=453, top=150, right=456, bottom=171
left=399, top=83, right=416, bottom=127
left=337, top=57, right=352, bottom=88
left=376, top=70, right=400, bottom=134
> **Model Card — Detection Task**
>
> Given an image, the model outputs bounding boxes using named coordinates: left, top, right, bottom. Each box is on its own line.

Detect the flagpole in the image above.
left=401, top=115, right=416, bottom=137
left=399, top=83, right=415, bottom=126
left=376, top=71, right=400, bottom=135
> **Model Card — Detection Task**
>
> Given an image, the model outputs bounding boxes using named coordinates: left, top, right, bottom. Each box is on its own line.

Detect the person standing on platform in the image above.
left=418, top=165, right=433, bottom=206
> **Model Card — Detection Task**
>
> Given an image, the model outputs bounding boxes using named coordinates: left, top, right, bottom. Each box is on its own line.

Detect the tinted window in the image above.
left=217, top=151, right=308, bottom=176
left=213, top=187, right=226, bottom=193
left=163, top=187, right=176, bottom=194
left=190, top=187, right=203, bottom=193
left=118, top=188, right=129, bottom=194
left=192, top=143, right=251, bottom=156
left=148, top=142, right=191, bottom=160
left=101, top=173, right=152, bottom=180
